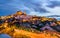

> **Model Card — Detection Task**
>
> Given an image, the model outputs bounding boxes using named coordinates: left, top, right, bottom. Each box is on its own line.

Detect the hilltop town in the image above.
left=0, top=11, right=60, bottom=38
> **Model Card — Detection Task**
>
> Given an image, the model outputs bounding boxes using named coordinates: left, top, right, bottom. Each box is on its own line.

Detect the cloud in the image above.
left=28, top=0, right=60, bottom=16
left=0, top=0, right=49, bottom=16
left=0, top=0, right=60, bottom=16
left=47, top=1, right=60, bottom=8
left=45, top=7, right=60, bottom=15
left=29, top=7, right=60, bottom=16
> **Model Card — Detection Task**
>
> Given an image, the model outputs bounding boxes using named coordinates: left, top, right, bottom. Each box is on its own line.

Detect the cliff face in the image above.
left=0, top=11, right=60, bottom=38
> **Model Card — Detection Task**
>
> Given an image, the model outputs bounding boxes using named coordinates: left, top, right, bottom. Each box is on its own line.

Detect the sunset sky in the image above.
left=0, top=0, right=60, bottom=16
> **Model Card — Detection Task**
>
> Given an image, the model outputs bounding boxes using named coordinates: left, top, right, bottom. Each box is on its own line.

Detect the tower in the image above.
left=16, top=11, right=23, bottom=15
left=15, top=11, right=27, bottom=16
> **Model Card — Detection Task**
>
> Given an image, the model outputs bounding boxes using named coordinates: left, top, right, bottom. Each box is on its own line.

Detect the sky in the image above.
left=0, top=0, right=60, bottom=16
